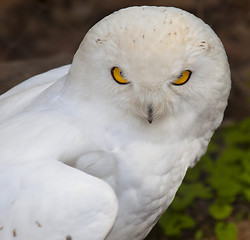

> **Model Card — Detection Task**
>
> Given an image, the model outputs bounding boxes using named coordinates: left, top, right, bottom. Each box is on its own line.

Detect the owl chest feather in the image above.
left=75, top=124, right=191, bottom=240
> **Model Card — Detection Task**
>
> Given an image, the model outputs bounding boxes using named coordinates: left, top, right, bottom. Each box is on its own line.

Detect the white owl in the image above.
left=0, top=6, right=230, bottom=240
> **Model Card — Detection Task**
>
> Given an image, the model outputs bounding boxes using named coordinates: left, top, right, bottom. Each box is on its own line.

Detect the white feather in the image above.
left=0, top=6, right=230, bottom=240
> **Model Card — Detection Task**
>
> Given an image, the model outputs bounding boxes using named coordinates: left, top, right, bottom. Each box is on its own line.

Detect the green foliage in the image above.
left=209, top=202, right=232, bottom=220
left=158, top=118, right=250, bottom=239
left=159, top=212, right=195, bottom=237
left=194, top=230, right=203, bottom=240
left=170, top=183, right=212, bottom=211
left=215, top=222, right=237, bottom=240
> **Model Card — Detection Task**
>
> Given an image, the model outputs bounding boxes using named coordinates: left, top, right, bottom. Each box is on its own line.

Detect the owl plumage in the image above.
left=0, top=6, right=230, bottom=240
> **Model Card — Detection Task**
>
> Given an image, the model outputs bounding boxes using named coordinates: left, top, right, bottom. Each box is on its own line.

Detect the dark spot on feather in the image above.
left=0, top=226, right=3, bottom=230
left=13, top=229, right=16, bottom=237
left=66, top=235, right=72, bottom=240
left=199, top=41, right=210, bottom=50
left=170, top=20, right=172, bottom=24
left=35, top=221, right=42, bottom=227
left=142, top=34, right=145, bottom=39
left=96, top=38, right=106, bottom=44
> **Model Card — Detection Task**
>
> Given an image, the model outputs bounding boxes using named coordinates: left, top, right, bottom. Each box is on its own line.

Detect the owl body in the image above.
left=0, top=6, right=230, bottom=240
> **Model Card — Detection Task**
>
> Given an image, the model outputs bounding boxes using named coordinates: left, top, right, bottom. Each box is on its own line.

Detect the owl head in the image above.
left=68, top=6, right=230, bottom=142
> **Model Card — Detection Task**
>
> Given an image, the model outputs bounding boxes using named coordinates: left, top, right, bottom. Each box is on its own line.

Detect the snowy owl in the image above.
left=0, top=6, right=230, bottom=240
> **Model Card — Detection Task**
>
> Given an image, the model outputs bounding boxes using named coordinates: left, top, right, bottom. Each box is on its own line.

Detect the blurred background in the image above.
left=0, top=0, right=249, bottom=239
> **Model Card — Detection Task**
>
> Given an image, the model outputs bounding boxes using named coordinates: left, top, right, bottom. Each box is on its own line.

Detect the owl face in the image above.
left=70, top=7, right=230, bottom=132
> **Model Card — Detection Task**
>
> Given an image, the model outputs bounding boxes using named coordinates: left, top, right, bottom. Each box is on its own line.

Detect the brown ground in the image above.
left=0, top=0, right=249, bottom=239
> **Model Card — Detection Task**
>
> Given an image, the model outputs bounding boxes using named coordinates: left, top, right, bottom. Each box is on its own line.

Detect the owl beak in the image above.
left=148, top=117, right=153, bottom=124
left=147, top=106, right=153, bottom=124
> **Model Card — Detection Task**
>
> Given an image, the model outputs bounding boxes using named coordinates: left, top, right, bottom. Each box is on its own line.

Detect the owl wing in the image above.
left=0, top=64, right=118, bottom=239
left=0, top=159, right=118, bottom=240
left=0, top=65, right=70, bottom=122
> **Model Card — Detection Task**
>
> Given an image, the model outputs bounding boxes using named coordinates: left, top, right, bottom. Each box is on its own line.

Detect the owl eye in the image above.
left=172, top=70, right=192, bottom=86
left=111, top=67, right=130, bottom=85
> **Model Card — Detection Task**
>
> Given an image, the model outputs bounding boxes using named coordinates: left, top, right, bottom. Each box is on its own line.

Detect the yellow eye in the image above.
left=172, top=70, right=192, bottom=86
left=111, top=67, right=129, bottom=85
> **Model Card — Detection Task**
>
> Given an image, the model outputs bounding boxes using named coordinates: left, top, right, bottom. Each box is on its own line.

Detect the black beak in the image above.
left=147, top=106, right=153, bottom=124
